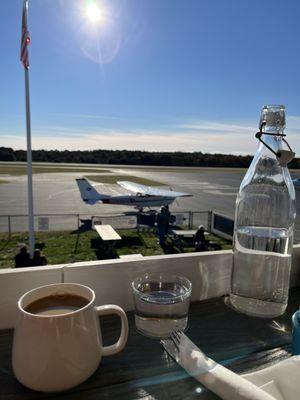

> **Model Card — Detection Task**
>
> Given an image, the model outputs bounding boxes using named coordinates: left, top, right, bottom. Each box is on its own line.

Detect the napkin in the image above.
left=174, top=333, right=276, bottom=400
left=243, top=356, right=300, bottom=400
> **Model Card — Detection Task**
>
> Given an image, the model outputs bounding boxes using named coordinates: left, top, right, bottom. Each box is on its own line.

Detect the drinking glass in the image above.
left=132, top=273, right=192, bottom=338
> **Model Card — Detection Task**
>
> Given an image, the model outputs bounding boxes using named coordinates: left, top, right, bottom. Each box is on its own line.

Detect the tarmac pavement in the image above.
left=0, top=166, right=299, bottom=241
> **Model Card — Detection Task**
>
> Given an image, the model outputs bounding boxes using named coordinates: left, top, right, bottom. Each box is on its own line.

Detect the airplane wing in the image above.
left=117, top=181, right=191, bottom=198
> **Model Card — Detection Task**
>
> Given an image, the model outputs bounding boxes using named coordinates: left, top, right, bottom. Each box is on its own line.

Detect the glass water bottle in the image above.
left=228, top=105, right=296, bottom=317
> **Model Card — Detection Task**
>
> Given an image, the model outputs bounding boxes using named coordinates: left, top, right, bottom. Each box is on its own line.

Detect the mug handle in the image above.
left=94, top=304, right=129, bottom=356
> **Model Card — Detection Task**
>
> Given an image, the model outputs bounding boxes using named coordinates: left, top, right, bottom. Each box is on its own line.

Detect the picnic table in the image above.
left=171, top=229, right=198, bottom=237
left=94, top=224, right=121, bottom=258
left=94, top=224, right=122, bottom=241
left=169, top=229, right=209, bottom=249
left=1, top=288, right=298, bottom=399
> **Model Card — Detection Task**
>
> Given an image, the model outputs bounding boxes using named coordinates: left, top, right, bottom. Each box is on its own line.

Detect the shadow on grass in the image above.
left=74, top=232, right=80, bottom=255
left=90, top=238, right=101, bottom=248
left=161, top=241, right=181, bottom=254
left=115, top=236, right=143, bottom=248
left=89, top=238, right=117, bottom=260
left=94, top=248, right=118, bottom=260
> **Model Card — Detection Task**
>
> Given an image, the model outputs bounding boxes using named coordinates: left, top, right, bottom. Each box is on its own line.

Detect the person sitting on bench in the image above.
left=194, top=225, right=209, bottom=252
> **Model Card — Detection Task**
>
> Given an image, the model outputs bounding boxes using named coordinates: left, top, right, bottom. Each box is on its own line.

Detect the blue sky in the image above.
left=1, top=0, right=300, bottom=155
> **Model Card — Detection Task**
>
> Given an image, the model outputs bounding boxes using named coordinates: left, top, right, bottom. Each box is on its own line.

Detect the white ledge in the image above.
left=0, top=246, right=299, bottom=330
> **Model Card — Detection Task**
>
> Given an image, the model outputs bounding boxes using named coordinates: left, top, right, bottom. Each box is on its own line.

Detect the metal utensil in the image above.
left=161, top=330, right=210, bottom=365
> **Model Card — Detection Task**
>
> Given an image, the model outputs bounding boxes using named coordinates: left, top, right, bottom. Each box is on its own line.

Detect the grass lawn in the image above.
left=0, top=165, right=111, bottom=176
left=0, top=229, right=232, bottom=269
left=115, top=166, right=249, bottom=173
left=85, top=175, right=165, bottom=186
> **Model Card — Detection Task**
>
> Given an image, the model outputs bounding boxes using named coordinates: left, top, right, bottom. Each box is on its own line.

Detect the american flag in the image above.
left=20, top=1, right=30, bottom=69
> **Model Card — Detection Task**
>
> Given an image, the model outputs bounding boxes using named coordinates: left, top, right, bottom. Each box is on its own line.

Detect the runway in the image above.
left=0, top=164, right=299, bottom=241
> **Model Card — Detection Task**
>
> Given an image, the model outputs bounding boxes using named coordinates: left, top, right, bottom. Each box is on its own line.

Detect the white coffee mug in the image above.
left=12, top=283, right=129, bottom=392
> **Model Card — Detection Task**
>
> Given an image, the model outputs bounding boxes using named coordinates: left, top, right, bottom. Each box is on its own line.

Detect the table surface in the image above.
left=171, top=230, right=209, bottom=237
left=1, top=289, right=299, bottom=400
left=171, top=229, right=197, bottom=236
left=94, top=224, right=122, bottom=241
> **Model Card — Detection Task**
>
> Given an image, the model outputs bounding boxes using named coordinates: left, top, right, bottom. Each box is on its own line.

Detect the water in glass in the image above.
left=133, top=276, right=191, bottom=338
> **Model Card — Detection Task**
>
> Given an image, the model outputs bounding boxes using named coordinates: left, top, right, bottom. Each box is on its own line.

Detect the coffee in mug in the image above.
left=25, top=293, right=89, bottom=315
left=12, top=283, right=129, bottom=392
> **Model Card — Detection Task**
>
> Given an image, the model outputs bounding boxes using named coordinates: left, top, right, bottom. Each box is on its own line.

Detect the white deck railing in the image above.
left=1, top=245, right=300, bottom=330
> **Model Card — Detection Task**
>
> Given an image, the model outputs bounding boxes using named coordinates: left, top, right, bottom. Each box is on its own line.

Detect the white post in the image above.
left=22, top=0, right=35, bottom=257
left=24, top=67, right=35, bottom=257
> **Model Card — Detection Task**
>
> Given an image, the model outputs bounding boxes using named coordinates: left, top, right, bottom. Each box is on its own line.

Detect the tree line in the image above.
left=1, top=147, right=300, bottom=169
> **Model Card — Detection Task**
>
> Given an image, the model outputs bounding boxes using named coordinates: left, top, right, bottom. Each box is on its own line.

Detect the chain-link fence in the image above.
left=0, top=210, right=213, bottom=238
left=0, top=214, right=83, bottom=237
left=171, top=211, right=212, bottom=231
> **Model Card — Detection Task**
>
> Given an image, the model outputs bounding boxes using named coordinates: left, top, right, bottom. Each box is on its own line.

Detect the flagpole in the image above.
left=22, top=0, right=35, bottom=257
left=24, top=67, right=35, bottom=257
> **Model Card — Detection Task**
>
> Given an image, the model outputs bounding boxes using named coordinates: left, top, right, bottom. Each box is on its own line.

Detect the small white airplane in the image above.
left=293, top=177, right=300, bottom=189
left=76, top=178, right=191, bottom=209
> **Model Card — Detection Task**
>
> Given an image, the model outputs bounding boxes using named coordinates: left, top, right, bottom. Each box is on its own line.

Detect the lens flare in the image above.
left=86, top=2, right=102, bottom=23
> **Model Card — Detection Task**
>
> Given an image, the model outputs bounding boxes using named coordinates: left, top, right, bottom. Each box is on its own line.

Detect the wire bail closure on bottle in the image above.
left=255, top=122, right=295, bottom=166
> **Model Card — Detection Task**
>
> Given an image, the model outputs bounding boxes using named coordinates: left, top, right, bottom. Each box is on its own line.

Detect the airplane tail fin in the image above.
left=76, top=178, right=109, bottom=205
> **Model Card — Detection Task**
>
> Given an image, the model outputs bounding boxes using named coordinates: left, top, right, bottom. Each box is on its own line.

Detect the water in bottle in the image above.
left=228, top=105, right=296, bottom=317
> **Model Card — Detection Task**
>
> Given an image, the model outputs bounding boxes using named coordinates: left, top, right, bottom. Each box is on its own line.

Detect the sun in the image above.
left=86, top=2, right=103, bottom=24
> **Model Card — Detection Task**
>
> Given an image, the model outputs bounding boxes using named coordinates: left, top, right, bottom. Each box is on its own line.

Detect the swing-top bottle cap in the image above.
left=257, top=105, right=294, bottom=166
left=260, top=105, right=285, bottom=132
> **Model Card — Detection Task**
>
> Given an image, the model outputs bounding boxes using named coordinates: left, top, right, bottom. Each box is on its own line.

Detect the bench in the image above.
left=169, top=229, right=219, bottom=251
